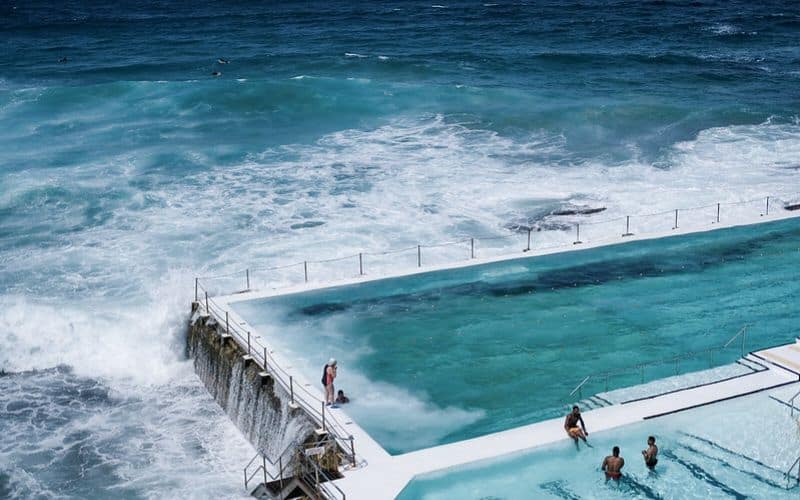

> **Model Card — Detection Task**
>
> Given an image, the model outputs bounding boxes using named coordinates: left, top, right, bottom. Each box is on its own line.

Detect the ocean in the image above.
left=1, top=1, right=799, bottom=498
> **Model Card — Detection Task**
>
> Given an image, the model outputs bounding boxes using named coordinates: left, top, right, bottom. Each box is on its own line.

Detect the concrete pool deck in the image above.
left=205, top=209, right=800, bottom=499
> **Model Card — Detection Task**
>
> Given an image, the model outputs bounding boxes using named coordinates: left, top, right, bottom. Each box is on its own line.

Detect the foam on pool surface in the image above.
left=396, top=385, right=800, bottom=499
left=233, top=218, right=800, bottom=454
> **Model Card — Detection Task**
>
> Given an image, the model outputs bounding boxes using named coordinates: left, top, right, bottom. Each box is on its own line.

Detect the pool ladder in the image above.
left=787, top=455, right=800, bottom=488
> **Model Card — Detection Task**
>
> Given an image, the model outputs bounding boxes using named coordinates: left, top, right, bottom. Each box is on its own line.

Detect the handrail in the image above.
left=195, top=193, right=799, bottom=294
left=787, top=455, right=800, bottom=488
left=569, top=376, right=591, bottom=399
left=243, top=438, right=302, bottom=492
left=789, top=388, right=800, bottom=417
left=722, top=325, right=748, bottom=357
left=567, top=325, right=751, bottom=399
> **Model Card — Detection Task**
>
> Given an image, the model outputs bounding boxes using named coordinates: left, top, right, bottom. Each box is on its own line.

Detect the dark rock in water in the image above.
left=504, top=204, right=606, bottom=234
left=784, top=203, right=800, bottom=211
left=550, top=205, right=606, bottom=216
left=290, top=220, right=325, bottom=230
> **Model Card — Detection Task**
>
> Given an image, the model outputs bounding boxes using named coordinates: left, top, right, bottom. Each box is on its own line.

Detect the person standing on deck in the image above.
left=323, top=358, right=337, bottom=406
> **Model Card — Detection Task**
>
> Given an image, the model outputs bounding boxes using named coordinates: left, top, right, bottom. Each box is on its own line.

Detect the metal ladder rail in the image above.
left=243, top=439, right=302, bottom=494
left=788, top=388, right=800, bottom=417
left=566, top=325, right=749, bottom=400
left=787, top=455, right=800, bottom=488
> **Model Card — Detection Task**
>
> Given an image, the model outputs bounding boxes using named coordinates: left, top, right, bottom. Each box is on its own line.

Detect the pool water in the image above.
left=234, top=218, right=800, bottom=454
left=396, top=385, right=800, bottom=499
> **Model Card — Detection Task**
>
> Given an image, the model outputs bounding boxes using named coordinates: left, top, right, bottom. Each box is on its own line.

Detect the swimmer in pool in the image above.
left=602, top=446, right=625, bottom=481
left=564, top=405, right=589, bottom=447
left=642, top=436, right=658, bottom=470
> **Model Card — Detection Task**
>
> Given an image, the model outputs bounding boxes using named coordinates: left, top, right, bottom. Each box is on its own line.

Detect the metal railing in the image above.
left=789, top=388, right=800, bottom=417
left=196, top=193, right=799, bottom=296
left=567, top=325, right=750, bottom=401
left=787, top=455, right=800, bottom=488
left=196, top=286, right=357, bottom=468
left=243, top=436, right=346, bottom=499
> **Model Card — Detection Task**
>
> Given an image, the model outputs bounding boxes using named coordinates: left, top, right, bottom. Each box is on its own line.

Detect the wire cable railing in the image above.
left=196, top=193, right=800, bottom=296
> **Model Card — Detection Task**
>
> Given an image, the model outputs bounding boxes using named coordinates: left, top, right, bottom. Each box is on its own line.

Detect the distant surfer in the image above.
left=211, top=71, right=222, bottom=77
left=642, top=436, right=658, bottom=470
left=322, top=358, right=337, bottom=406
left=217, top=58, right=230, bottom=64
left=564, top=405, right=589, bottom=447
left=58, top=56, right=68, bottom=63
left=601, top=446, right=625, bottom=481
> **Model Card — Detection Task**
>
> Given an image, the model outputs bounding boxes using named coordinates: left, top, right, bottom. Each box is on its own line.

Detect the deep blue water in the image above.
left=2, top=1, right=800, bottom=498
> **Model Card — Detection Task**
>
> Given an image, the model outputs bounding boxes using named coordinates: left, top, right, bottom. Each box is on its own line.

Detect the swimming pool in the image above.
left=233, top=217, right=800, bottom=454
left=396, top=384, right=800, bottom=499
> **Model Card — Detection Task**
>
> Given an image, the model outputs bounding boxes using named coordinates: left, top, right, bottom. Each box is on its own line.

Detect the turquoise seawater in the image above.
left=3, top=1, right=800, bottom=497
left=236, top=218, right=800, bottom=454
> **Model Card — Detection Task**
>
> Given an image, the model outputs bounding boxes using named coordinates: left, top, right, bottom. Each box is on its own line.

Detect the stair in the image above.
left=674, top=432, right=799, bottom=490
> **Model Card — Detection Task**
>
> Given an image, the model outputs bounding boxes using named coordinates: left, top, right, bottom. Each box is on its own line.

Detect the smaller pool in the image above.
left=397, top=385, right=800, bottom=499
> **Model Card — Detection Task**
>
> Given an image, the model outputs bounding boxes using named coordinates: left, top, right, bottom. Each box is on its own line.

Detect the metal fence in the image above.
left=196, top=283, right=357, bottom=467
left=197, top=194, right=798, bottom=296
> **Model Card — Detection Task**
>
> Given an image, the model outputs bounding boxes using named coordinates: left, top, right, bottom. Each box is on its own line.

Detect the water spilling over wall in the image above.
left=186, top=304, right=315, bottom=460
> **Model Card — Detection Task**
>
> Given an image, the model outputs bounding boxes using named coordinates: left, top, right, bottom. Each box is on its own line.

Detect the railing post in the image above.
left=359, top=253, right=363, bottom=276
left=623, top=215, right=633, bottom=237
left=279, top=457, right=284, bottom=491
left=195, top=277, right=198, bottom=302
left=262, top=455, right=267, bottom=490
left=226, top=311, right=229, bottom=334
left=322, top=401, right=327, bottom=431
left=526, top=228, right=531, bottom=252
left=640, top=365, right=644, bottom=384
left=246, top=269, right=250, bottom=290
left=470, top=238, right=474, bottom=259
left=290, top=376, right=294, bottom=404
left=573, top=224, right=582, bottom=245
left=349, top=436, right=356, bottom=467
left=710, top=350, right=714, bottom=366
left=247, top=331, right=251, bottom=355
left=263, top=347, right=268, bottom=371
left=741, top=326, right=746, bottom=358
left=673, top=209, right=679, bottom=229
left=765, top=196, right=770, bottom=216
left=417, top=245, right=421, bottom=267
left=675, top=358, right=679, bottom=375
left=205, top=291, right=209, bottom=313
left=716, top=203, right=720, bottom=223
left=304, top=261, right=308, bottom=283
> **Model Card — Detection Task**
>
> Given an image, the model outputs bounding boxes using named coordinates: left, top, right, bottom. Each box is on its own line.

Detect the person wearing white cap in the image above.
left=322, top=358, right=338, bottom=406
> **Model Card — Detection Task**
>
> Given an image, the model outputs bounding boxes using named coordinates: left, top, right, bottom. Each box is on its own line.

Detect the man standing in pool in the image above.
left=642, top=436, right=658, bottom=470
left=601, top=446, right=625, bottom=480
left=564, top=405, right=589, bottom=447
